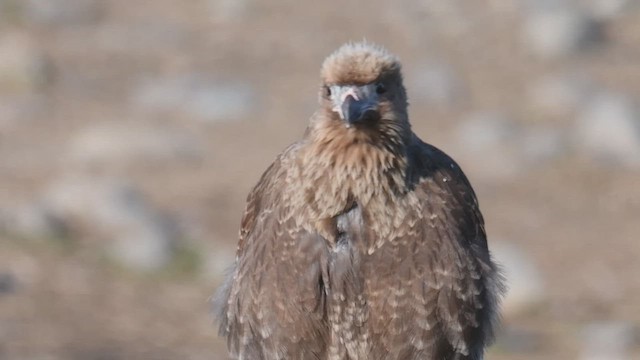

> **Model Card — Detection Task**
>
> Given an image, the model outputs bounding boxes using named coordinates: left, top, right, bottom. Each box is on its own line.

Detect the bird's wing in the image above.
left=214, top=143, right=329, bottom=360
left=367, top=139, right=503, bottom=359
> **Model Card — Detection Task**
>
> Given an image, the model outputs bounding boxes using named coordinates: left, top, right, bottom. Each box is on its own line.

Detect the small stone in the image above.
left=202, top=245, right=235, bottom=282
left=0, top=272, right=16, bottom=295
left=66, top=122, right=203, bottom=167
left=132, top=75, right=257, bottom=123
left=521, top=127, right=567, bottom=164
left=207, top=0, right=251, bottom=23
left=575, top=92, right=640, bottom=167
left=522, top=5, right=602, bottom=58
left=409, top=63, right=466, bottom=108
left=44, top=175, right=177, bottom=272
left=491, top=242, right=545, bottom=317
left=495, top=326, right=545, bottom=353
left=453, top=112, right=524, bottom=181
left=586, top=0, right=633, bottom=20
left=581, top=322, right=636, bottom=360
left=456, top=112, right=517, bottom=149
left=529, top=74, right=595, bottom=116
left=0, top=94, right=49, bottom=129
left=0, top=32, right=51, bottom=94
left=24, top=0, right=103, bottom=26
left=0, top=203, right=67, bottom=240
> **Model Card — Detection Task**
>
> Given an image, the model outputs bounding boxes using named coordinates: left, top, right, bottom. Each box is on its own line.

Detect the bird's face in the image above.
left=324, top=83, right=382, bottom=127
left=322, top=79, right=405, bottom=129
left=314, top=42, right=410, bottom=144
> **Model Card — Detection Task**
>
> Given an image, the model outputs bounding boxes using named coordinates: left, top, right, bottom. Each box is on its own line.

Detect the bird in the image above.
left=214, top=42, right=504, bottom=360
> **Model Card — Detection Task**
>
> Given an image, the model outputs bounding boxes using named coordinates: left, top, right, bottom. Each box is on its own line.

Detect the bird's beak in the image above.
left=338, top=87, right=380, bottom=126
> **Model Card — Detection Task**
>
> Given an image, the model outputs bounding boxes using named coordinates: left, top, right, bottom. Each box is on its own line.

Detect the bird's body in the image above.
left=215, top=43, right=503, bottom=360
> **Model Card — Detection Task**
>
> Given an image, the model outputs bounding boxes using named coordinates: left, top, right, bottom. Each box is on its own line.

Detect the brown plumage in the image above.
left=214, top=42, right=504, bottom=360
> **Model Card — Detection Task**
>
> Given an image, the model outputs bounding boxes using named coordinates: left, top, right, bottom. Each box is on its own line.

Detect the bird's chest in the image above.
left=320, top=201, right=423, bottom=359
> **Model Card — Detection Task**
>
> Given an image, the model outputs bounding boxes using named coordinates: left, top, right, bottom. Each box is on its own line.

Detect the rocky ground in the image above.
left=1, top=0, right=639, bottom=359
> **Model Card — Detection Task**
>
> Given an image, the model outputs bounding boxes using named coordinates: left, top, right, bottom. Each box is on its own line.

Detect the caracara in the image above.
left=215, top=42, right=503, bottom=360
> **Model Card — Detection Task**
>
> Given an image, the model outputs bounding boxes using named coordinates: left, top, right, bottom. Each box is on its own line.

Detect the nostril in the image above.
left=360, top=109, right=380, bottom=122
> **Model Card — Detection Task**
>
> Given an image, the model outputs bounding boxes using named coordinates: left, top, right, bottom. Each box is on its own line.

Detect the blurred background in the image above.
left=0, top=0, right=639, bottom=359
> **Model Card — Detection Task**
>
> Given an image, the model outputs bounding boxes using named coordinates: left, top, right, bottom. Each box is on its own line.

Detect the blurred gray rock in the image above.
left=0, top=94, right=49, bottom=129
left=0, top=272, right=16, bottom=295
left=44, top=176, right=176, bottom=272
left=521, top=127, right=567, bottom=164
left=95, top=22, right=190, bottom=55
left=203, top=245, right=235, bottom=282
left=491, top=242, right=545, bottom=317
left=586, top=0, right=634, bottom=20
left=581, top=322, right=636, bottom=360
left=529, top=74, right=595, bottom=116
left=522, top=5, right=602, bottom=58
left=66, top=122, right=202, bottom=167
left=495, top=326, right=545, bottom=353
left=453, top=112, right=524, bottom=181
left=24, top=0, right=103, bottom=26
left=575, top=92, right=640, bottom=167
left=409, top=63, right=466, bottom=108
left=0, top=32, right=51, bottom=94
left=419, top=0, right=469, bottom=37
left=0, top=203, right=66, bottom=240
left=207, top=0, right=251, bottom=23
left=457, top=112, right=517, bottom=149
left=455, top=111, right=567, bottom=179
left=132, top=76, right=257, bottom=123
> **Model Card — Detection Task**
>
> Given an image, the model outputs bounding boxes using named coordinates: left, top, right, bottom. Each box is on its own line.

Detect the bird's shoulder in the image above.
left=405, top=136, right=482, bottom=226
left=237, top=141, right=303, bottom=254
left=406, top=135, right=475, bottom=193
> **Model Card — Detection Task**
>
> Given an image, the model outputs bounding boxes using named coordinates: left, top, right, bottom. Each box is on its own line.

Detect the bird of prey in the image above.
left=215, top=42, right=504, bottom=360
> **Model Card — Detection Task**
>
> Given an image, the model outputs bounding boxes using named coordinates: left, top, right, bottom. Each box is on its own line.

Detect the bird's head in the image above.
left=318, top=42, right=409, bottom=132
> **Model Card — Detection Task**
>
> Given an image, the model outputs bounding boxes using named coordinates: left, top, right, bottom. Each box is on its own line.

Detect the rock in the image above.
left=207, top=0, right=251, bottom=23
left=586, top=0, right=633, bottom=20
left=456, top=112, right=517, bottom=149
left=0, top=203, right=67, bottom=240
left=491, top=242, right=545, bottom=317
left=409, top=63, right=466, bottom=108
left=0, top=272, right=16, bottom=295
left=528, top=74, right=596, bottom=116
left=202, top=244, right=235, bottom=282
left=66, top=122, right=202, bottom=167
left=0, top=0, right=21, bottom=22
left=43, top=175, right=176, bottom=272
left=108, top=214, right=176, bottom=273
left=575, top=92, right=640, bottom=167
left=521, top=127, right=567, bottom=164
left=0, top=32, right=51, bottom=94
left=0, top=94, right=49, bottom=130
left=24, top=0, right=103, bottom=26
left=453, top=112, right=524, bottom=181
left=581, top=322, right=636, bottom=360
left=495, top=326, right=545, bottom=353
left=94, top=22, right=190, bottom=56
left=455, top=112, right=568, bottom=178
left=522, top=5, right=602, bottom=58
left=132, top=75, right=257, bottom=123
left=419, top=0, right=469, bottom=37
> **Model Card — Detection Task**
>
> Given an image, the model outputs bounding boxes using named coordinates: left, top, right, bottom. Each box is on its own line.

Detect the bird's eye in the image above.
left=323, top=86, right=332, bottom=98
left=375, top=83, right=387, bottom=95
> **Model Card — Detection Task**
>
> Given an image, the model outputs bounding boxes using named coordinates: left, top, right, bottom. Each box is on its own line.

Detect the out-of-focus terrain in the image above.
left=0, top=0, right=639, bottom=359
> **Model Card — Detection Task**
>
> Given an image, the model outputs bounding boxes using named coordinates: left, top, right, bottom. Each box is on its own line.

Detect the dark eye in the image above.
left=375, top=83, right=386, bottom=94
left=323, top=86, right=332, bottom=98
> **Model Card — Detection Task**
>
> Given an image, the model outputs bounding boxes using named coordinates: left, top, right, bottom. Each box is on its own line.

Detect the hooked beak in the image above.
left=336, top=86, right=380, bottom=126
